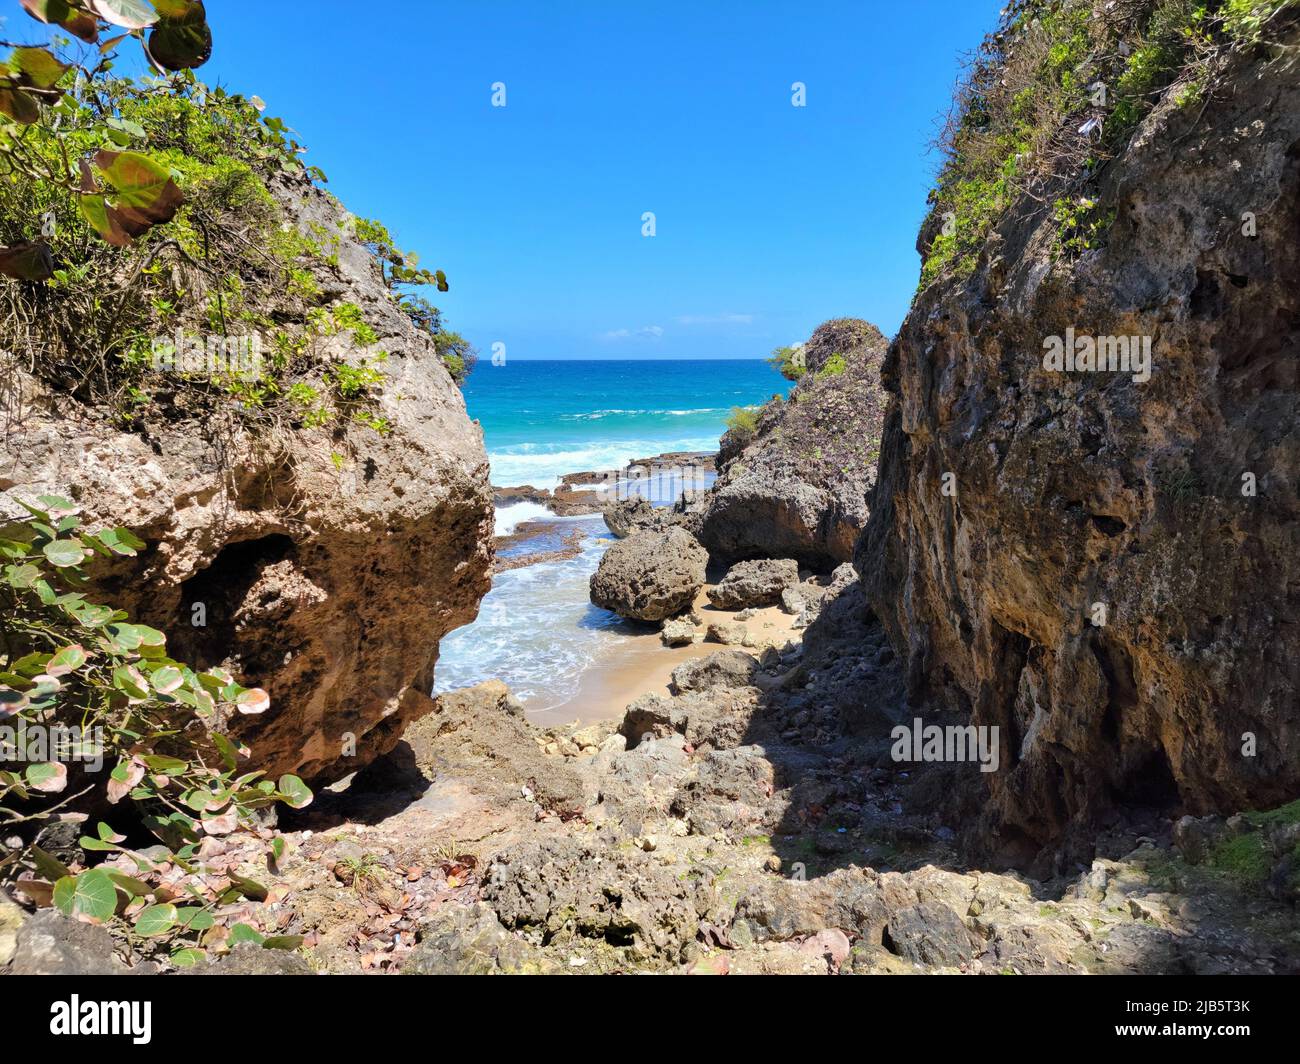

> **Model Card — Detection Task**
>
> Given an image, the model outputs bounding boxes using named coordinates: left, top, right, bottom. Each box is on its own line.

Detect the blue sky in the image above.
left=186, top=2, right=997, bottom=358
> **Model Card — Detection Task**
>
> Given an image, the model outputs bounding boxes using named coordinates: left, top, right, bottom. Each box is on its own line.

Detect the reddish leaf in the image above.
left=19, top=0, right=99, bottom=43
left=0, top=241, right=54, bottom=281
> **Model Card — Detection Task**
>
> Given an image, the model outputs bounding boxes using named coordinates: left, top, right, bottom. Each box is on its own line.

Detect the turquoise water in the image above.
left=463, top=359, right=789, bottom=488
left=435, top=359, right=791, bottom=709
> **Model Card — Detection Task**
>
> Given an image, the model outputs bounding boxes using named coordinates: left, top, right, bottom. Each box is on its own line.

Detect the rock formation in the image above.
left=707, top=558, right=801, bottom=610
left=860, top=31, right=1300, bottom=867
left=589, top=527, right=708, bottom=622
left=0, top=173, right=494, bottom=782
left=699, top=319, right=889, bottom=568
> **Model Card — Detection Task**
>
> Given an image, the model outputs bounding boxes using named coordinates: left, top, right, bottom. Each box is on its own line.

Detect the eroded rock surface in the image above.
left=699, top=319, right=889, bottom=568
left=589, top=527, right=708, bottom=622
left=860, top=36, right=1300, bottom=868
left=0, top=173, right=493, bottom=783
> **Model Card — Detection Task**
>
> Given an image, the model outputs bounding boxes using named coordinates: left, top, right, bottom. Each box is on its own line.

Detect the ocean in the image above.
left=462, top=359, right=790, bottom=489
left=433, top=359, right=791, bottom=711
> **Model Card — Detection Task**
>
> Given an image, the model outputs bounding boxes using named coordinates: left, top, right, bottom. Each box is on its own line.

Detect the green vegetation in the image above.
left=1207, top=834, right=1273, bottom=886
left=0, top=0, right=470, bottom=451
left=818, top=352, right=848, bottom=378
left=0, top=494, right=310, bottom=967
left=922, top=0, right=1298, bottom=288
left=1241, top=797, right=1300, bottom=828
left=724, top=406, right=760, bottom=442
left=768, top=344, right=807, bottom=382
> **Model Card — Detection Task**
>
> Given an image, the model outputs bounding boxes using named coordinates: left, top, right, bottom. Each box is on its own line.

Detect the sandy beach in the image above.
left=527, top=584, right=804, bottom=728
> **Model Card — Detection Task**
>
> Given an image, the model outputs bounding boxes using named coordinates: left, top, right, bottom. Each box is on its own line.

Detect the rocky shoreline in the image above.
left=9, top=321, right=1297, bottom=977
left=11, top=553, right=1293, bottom=975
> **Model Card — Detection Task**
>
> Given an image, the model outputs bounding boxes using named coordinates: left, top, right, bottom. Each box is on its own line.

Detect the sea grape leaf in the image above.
left=19, top=0, right=100, bottom=43
left=9, top=47, right=71, bottom=91
left=277, top=774, right=312, bottom=809
left=52, top=868, right=118, bottom=923
left=146, top=0, right=211, bottom=72
left=0, top=241, right=55, bottom=281
left=134, top=903, right=177, bottom=936
left=90, top=0, right=159, bottom=30
left=42, top=540, right=85, bottom=568
left=0, top=85, right=41, bottom=124
left=79, top=150, right=183, bottom=245
left=25, top=762, right=67, bottom=793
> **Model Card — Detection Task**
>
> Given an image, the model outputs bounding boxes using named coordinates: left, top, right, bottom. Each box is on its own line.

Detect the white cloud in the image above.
left=600, top=325, right=664, bottom=341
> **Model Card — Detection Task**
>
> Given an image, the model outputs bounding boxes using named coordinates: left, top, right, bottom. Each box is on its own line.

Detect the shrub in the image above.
left=724, top=406, right=760, bottom=442
left=818, top=353, right=848, bottom=378
left=0, top=0, right=469, bottom=437
left=767, top=344, right=807, bottom=382
left=921, top=0, right=1293, bottom=287
left=0, top=493, right=311, bottom=967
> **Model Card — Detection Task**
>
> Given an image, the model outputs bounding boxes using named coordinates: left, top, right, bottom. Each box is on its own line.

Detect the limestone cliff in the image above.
left=860, top=13, right=1300, bottom=867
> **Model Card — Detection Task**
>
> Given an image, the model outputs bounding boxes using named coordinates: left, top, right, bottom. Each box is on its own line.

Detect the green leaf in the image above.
left=170, top=946, right=206, bottom=968
left=112, top=665, right=149, bottom=699
left=4, top=563, right=42, bottom=589
left=106, top=870, right=152, bottom=897
left=262, top=935, right=305, bottom=951
left=9, top=46, right=70, bottom=90
left=42, top=539, right=85, bottom=568
left=28, top=845, right=71, bottom=882
left=52, top=868, right=118, bottom=923
left=141, top=753, right=187, bottom=775
left=227, top=922, right=265, bottom=947
left=46, top=644, right=87, bottom=677
left=93, top=149, right=183, bottom=223
left=25, top=762, right=67, bottom=793
left=135, top=625, right=167, bottom=647
left=150, top=665, right=184, bottom=694
left=227, top=871, right=268, bottom=901
left=146, top=0, right=211, bottom=72
left=211, top=732, right=240, bottom=771
left=175, top=906, right=215, bottom=931
left=277, top=774, right=313, bottom=809
left=90, top=0, right=160, bottom=30
left=134, top=903, right=178, bottom=937
left=97, top=526, right=147, bottom=556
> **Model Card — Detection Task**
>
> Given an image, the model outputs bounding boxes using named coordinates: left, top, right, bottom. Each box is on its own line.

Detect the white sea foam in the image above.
left=494, top=501, right=554, bottom=537
left=488, top=436, right=720, bottom=488
left=433, top=530, right=632, bottom=709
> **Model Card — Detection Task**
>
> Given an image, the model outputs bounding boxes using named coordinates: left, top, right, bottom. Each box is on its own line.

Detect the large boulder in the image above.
left=0, top=172, right=493, bottom=784
left=669, top=650, right=759, bottom=695
left=401, top=680, right=585, bottom=816
left=707, top=558, right=800, bottom=609
left=699, top=320, right=889, bottom=568
left=589, top=527, right=707, bottom=622
left=603, top=494, right=706, bottom=540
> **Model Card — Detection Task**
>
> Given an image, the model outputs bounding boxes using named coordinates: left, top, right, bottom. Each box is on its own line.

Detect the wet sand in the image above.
left=527, top=588, right=803, bottom=728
